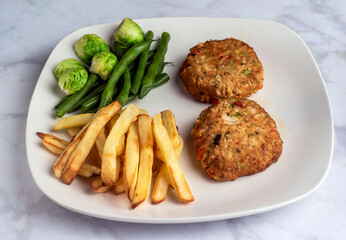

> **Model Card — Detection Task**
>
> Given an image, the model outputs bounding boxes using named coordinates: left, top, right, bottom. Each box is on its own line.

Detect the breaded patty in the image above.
left=191, top=98, right=282, bottom=181
left=180, top=38, right=263, bottom=103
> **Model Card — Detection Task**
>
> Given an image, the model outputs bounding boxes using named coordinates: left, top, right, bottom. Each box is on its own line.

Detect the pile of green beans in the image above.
left=54, top=31, right=171, bottom=117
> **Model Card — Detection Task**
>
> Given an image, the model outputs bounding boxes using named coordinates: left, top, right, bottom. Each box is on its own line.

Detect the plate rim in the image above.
left=25, top=17, right=334, bottom=224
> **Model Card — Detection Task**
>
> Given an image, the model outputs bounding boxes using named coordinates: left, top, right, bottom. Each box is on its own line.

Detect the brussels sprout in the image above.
left=89, top=51, right=118, bottom=81
left=53, top=58, right=86, bottom=79
left=74, top=34, right=109, bottom=65
left=113, top=17, right=144, bottom=47
left=58, top=67, right=88, bottom=95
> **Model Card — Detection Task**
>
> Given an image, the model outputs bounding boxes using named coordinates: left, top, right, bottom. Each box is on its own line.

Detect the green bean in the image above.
left=153, top=73, right=170, bottom=88
left=115, top=68, right=132, bottom=106
left=84, top=107, right=98, bottom=113
left=68, top=82, right=107, bottom=113
left=139, top=32, right=170, bottom=99
left=126, top=49, right=156, bottom=75
left=113, top=41, right=133, bottom=106
left=56, top=73, right=98, bottom=118
left=131, top=31, right=154, bottom=94
left=118, top=72, right=168, bottom=108
left=81, top=95, right=100, bottom=113
left=82, top=86, right=120, bottom=113
left=54, top=95, right=70, bottom=109
left=55, top=80, right=101, bottom=110
left=98, top=38, right=152, bottom=110
left=157, top=62, right=165, bottom=75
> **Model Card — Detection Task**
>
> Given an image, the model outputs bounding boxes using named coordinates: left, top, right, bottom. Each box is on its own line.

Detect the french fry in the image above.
left=53, top=113, right=95, bottom=131
left=38, top=132, right=101, bottom=168
left=53, top=119, right=91, bottom=178
left=152, top=114, right=194, bottom=203
left=161, top=110, right=180, bottom=149
left=37, top=132, right=101, bottom=178
left=102, top=104, right=140, bottom=186
left=139, top=109, right=149, bottom=115
left=67, top=127, right=82, bottom=138
left=78, top=164, right=101, bottom=178
left=132, top=114, right=154, bottom=209
left=114, top=157, right=121, bottom=187
left=117, top=134, right=126, bottom=157
left=106, top=111, right=120, bottom=131
left=114, top=176, right=125, bottom=195
left=152, top=157, right=162, bottom=177
left=154, top=136, right=183, bottom=161
left=43, top=139, right=67, bottom=155
left=123, top=121, right=139, bottom=201
left=90, top=177, right=113, bottom=193
left=37, top=132, right=70, bottom=155
left=36, top=132, right=69, bottom=144
left=61, top=101, right=122, bottom=184
left=152, top=135, right=184, bottom=204
left=152, top=164, right=170, bottom=204
left=94, top=127, right=107, bottom=161
left=88, top=145, right=102, bottom=167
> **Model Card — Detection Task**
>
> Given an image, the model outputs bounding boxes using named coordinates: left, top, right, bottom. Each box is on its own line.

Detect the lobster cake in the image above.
left=191, top=98, right=282, bottom=181
left=180, top=38, right=263, bottom=103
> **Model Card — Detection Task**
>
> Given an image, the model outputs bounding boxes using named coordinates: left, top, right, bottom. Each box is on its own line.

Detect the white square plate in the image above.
left=26, top=17, right=333, bottom=223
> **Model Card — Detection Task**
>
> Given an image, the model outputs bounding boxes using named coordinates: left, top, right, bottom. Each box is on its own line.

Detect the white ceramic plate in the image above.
left=26, top=17, right=333, bottom=223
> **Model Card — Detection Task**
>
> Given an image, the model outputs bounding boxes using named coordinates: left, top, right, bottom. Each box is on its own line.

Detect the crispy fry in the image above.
left=42, top=139, right=67, bottom=155
left=78, top=164, right=101, bottom=178
left=152, top=164, right=170, bottom=204
left=38, top=132, right=101, bottom=176
left=114, top=157, right=121, bottom=187
left=36, top=132, right=70, bottom=155
left=53, top=113, right=95, bottom=131
left=117, top=134, right=125, bottom=157
left=61, top=101, right=122, bottom=184
left=102, top=104, right=140, bottom=186
left=152, top=114, right=194, bottom=203
left=154, top=136, right=183, bottom=161
left=94, top=127, right=107, bottom=161
left=38, top=132, right=101, bottom=169
left=161, top=110, right=180, bottom=149
left=114, top=176, right=125, bottom=195
left=123, top=121, right=139, bottom=201
left=152, top=157, right=162, bottom=177
left=139, top=109, right=149, bottom=115
left=66, top=127, right=82, bottom=138
left=88, top=145, right=102, bottom=167
left=53, top=120, right=91, bottom=178
left=37, top=132, right=70, bottom=145
left=106, top=111, right=120, bottom=131
left=152, top=136, right=183, bottom=204
left=132, top=114, right=154, bottom=209
left=90, top=177, right=113, bottom=193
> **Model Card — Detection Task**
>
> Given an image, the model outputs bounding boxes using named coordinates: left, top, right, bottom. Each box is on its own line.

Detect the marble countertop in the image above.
left=1, top=0, right=345, bottom=239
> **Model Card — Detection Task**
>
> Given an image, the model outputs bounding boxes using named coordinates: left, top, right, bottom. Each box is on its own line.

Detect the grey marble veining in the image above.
left=0, top=0, right=345, bottom=239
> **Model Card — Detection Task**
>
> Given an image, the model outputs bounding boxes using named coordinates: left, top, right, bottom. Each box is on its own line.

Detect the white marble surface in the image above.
left=0, top=0, right=345, bottom=239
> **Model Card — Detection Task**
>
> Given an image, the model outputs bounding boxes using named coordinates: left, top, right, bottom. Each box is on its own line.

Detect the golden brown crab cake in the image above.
left=191, top=98, right=282, bottom=181
left=180, top=38, right=263, bottom=103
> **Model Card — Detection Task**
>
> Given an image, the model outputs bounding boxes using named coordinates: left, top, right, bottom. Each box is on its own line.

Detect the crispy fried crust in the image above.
left=191, top=98, right=282, bottom=181
left=180, top=38, right=263, bottom=103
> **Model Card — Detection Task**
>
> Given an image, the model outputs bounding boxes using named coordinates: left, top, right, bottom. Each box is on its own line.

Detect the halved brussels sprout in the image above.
left=90, top=51, right=118, bottom=81
left=113, top=17, right=144, bottom=47
left=58, top=67, right=88, bottom=95
left=53, top=58, right=85, bottom=79
left=74, top=34, right=109, bottom=65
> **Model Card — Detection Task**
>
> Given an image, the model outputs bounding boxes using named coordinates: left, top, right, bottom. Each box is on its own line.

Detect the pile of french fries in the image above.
left=37, top=101, right=194, bottom=208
